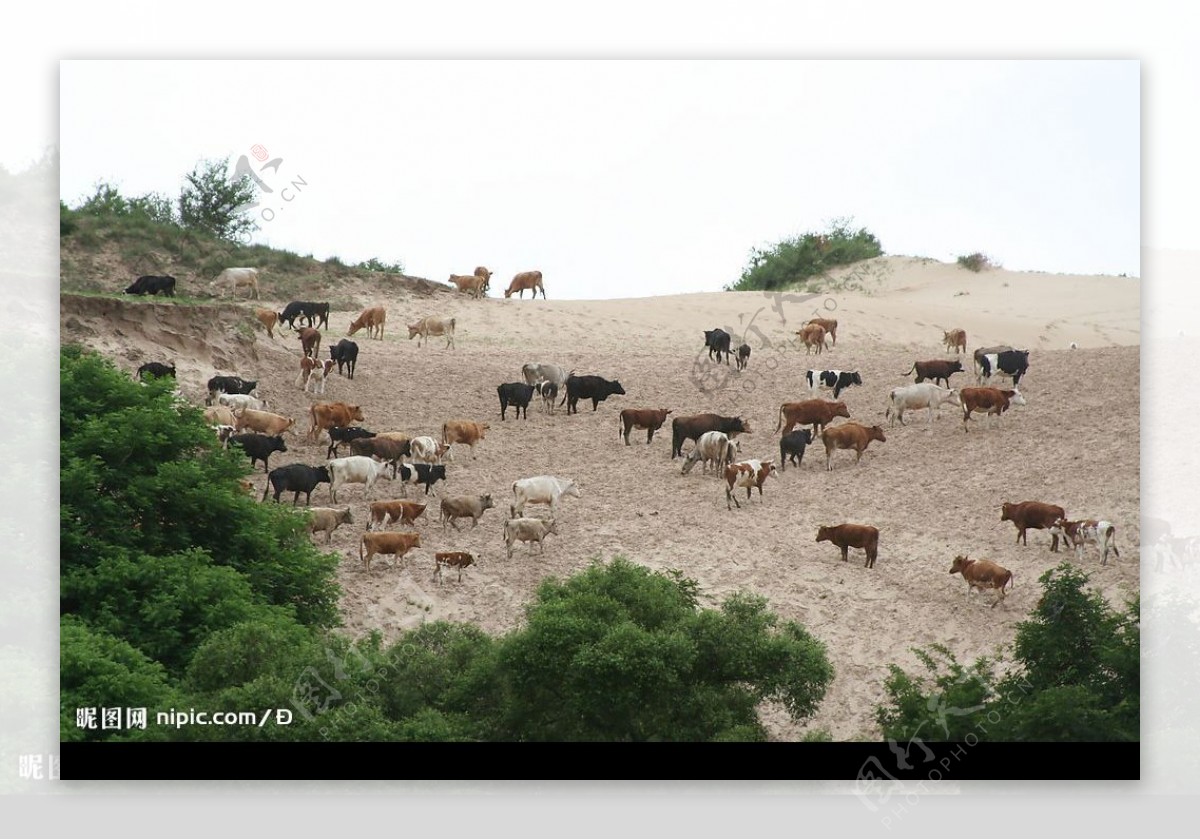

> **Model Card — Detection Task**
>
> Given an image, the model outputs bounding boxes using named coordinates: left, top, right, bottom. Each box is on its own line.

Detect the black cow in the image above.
left=779, top=429, right=813, bottom=472
left=278, top=301, right=308, bottom=330
left=979, top=349, right=1030, bottom=386
left=125, top=275, right=176, bottom=297
left=398, top=463, right=446, bottom=496
left=537, top=381, right=558, bottom=414
left=262, top=463, right=332, bottom=506
left=228, top=433, right=288, bottom=473
left=736, top=344, right=751, bottom=371
left=305, top=302, right=331, bottom=330
left=902, top=359, right=964, bottom=388
left=136, top=362, right=176, bottom=380
left=326, top=426, right=375, bottom=459
left=497, top=382, right=536, bottom=420
left=206, top=375, right=258, bottom=405
left=561, top=375, right=626, bottom=414
left=805, top=369, right=863, bottom=399
left=704, top=328, right=732, bottom=365
left=671, top=413, right=751, bottom=459
left=329, top=339, right=359, bottom=379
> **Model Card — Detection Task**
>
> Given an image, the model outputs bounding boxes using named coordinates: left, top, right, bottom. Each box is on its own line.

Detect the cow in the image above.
left=234, top=408, right=295, bottom=437
left=619, top=408, right=672, bottom=445
left=681, top=431, right=739, bottom=475
left=449, top=267, right=490, bottom=298
left=349, top=436, right=410, bottom=478
left=504, top=270, right=545, bottom=299
left=774, top=400, right=849, bottom=438
left=203, top=405, right=237, bottom=427
left=703, top=329, right=732, bottom=365
left=671, top=414, right=751, bottom=459
left=441, top=420, right=489, bottom=459
left=736, top=344, right=751, bottom=371
left=816, top=524, right=880, bottom=568
left=943, top=328, right=967, bottom=354
left=410, top=435, right=451, bottom=464
left=217, top=393, right=268, bottom=413
left=1001, top=501, right=1067, bottom=551
left=805, top=369, right=862, bottom=399
left=408, top=316, right=457, bottom=349
left=212, top=424, right=237, bottom=446
left=297, top=357, right=336, bottom=395
left=206, top=375, right=257, bottom=405
left=396, top=463, right=447, bottom=496
left=348, top=306, right=386, bottom=340
left=972, top=345, right=1014, bottom=376
left=211, top=267, right=259, bottom=299
left=959, top=387, right=1026, bottom=431
left=511, top=476, right=580, bottom=518
left=902, top=359, right=964, bottom=388
left=227, top=432, right=288, bottom=473
left=949, top=555, right=1014, bottom=607
left=1050, top=518, right=1122, bottom=566
left=978, top=349, right=1030, bottom=386
left=306, top=507, right=354, bottom=544
left=297, top=327, right=322, bottom=359
left=885, top=383, right=961, bottom=427
left=328, top=339, right=359, bottom=379
left=434, top=551, right=477, bottom=584
left=439, top=494, right=495, bottom=530
left=326, top=426, right=375, bottom=459
left=805, top=318, right=838, bottom=347
left=304, top=302, right=331, bottom=330
left=255, top=309, right=279, bottom=339
left=796, top=323, right=827, bottom=355
left=537, top=381, right=559, bottom=414
left=504, top=517, right=558, bottom=557
left=360, top=531, right=421, bottom=573
left=125, top=275, right=176, bottom=297
left=778, top=429, right=813, bottom=472
left=309, top=402, right=366, bottom=443
left=367, top=500, right=428, bottom=531
left=521, top=363, right=570, bottom=390
left=278, top=302, right=309, bottom=331
left=136, top=362, right=176, bottom=380
left=497, top=382, right=536, bottom=420
left=562, top=374, right=626, bottom=414
left=724, top=459, right=778, bottom=510
left=327, top=455, right=392, bottom=503
left=262, top=463, right=331, bottom=506
left=821, top=422, right=886, bottom=470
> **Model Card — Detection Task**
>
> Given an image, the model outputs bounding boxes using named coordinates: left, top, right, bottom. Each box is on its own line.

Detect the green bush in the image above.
left=357, top=257, right=406, bottom=275
left=956, top=252, right=995, bottom=272
left=728, top=217, right=882, bottom=292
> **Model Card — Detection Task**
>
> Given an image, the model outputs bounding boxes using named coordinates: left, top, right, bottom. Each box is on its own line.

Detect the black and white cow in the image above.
left=805, top=369, right=863, bottom=399
left=206, top=375, right=258, bottom=405
left=398, top=463, right=447, bottom=496
left=977, top=349, right=1030, bottom=386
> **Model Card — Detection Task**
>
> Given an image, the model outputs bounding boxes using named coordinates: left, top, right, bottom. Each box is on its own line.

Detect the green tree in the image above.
left=728, top=217, right=883, bottom=292
left=178, top=156, right=257, bottom=241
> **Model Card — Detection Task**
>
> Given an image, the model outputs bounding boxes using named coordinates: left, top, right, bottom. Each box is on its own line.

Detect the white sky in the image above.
left=59, top=60, right=1139, bottom=299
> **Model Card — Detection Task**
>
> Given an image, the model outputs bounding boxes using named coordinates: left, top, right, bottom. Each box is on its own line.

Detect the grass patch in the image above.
left=956, top=252, right=997, bottom=272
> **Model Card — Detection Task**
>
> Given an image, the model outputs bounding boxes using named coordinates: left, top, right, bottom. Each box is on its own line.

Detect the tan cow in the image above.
left=448, top=266, right=491, bottom=298
left=306, top=507, right=354, bottom=544
left=234, top=408, right=295, bottom=436
left=308, top=401, right=366, bottom=443
left=949, top=555, right=1014, bottom=608
left=360, top=531, right=421, bottom=572
left=441, top=420, right=489, bottom=459
left=943, top=328, right=967, bottom=354
left=821, top=422, right=886, bottom=470
left=796, top=323, right=827, bottom=355
left=806, top=317, right=838, bottom=347
left=204, top=405, right=237, bottom=426
left=408, top=316, right=456, bottom=349
left=348, top=306, right=386, bottom=340
left=504, top=270, right=545, bottom=299
left=367, top=499, right=428, bottom=530
left=256, top=308, right=279, bottom=339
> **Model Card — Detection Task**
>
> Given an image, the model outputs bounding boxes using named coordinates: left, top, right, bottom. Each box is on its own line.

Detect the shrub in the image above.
left=727, top=217, right=882, bottom=292
left=956, top=252, right=995, bottom=272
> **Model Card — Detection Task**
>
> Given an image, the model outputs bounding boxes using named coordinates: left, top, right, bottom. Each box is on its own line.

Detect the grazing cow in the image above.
left=816, top=524, right=880, bottom=568
left=537, top=381, right=559, bottom=414
left=278, top=301, right=327, bottom=331
left=327, top=455, right=392, bottom=503
left=278, top=301, right=307, bottom=331
left=511, top=476, right=580, bottom=518
left=521, top=362, right=570, bottom=389
left=262, top=463, right=331, bottom=506
left=297, top=327, right=322, bottom=359
left=410, top=435, right=451, bottom=464
left=348, top=306, right=386, bottom=340
left=671, top=414, right=752, bottom=459
left=408, top=316, right=457, bottom=349
left=736, top=344, right=751, bottom=371
left=703, top=329, right=732, bottom=365
left=349, top=436, right=411, bottom=478
left=434, top=551, right=477, bottom=584
left=1050, top=518, right=1122, bottom=565
left=439, top=494, right=495, bottom=530
left=562, top=374, right=626, bottom=414
left=821, top=422, right=886, bottom=470
left=125, top=274, right=177, bottom=297
left=885, top=383, right=961, bottom=427
left=902, top=359, right=964, bottom=388
left=137, top=362, right=176, bottom=380
left=805, top=369, right=863, bottom=399
left=360, top=531, right=421, bottom=573
left=203, top=405, right=237, bottom=427
left=255, top=309, right=279, bottom=339
left=326, top=426, right=375, bottom=459
left=213, top=424, right=237, bottom=446
left=504, top=517, right=558, bottom=558
left=448, top=267, right=490, bottom=298
left=978, top=349, right=1031, bottom=386
left=211, top=267, right=259, bottom=299
left=217, top=393, right=268, bottom=413
left=1001, top=501, right=1067, bottom=551
left=396, top=463, right=447, bottom=496
left=775, top=400, right=850, bottom=437
left=619, top=408, right=672, bottom=445
left=959, top=387, right=1026, bottom=431
left=806, top=318, right=838, bottom=347
left=504, top=270, right=545, bottom=299
left=367, top=500, right=428, bottom=531
left=227, top=432, right=288, bottom=472
left=724, top=459, right=779, bottom=510
left=206, top=375, right=257, bottom=405
left=778, top=429, right=813, bottom=472
left=796, top=323, right=827, bottom=355
left=949, top=555, right=1014, bottom=607
left=309, top=402, right=366, bottom=443
left=234, top=408, right=295, bottom=437
left=943, top=328, right=967, bottom=354
left=441, top=420, right=489, bottom=459
left=497, top=382, right=536, bottom=420
left=681, top=430, right=739, bottom=475
left=329, top=339, right=359, bottom=379
left=306, top=507, right=354, bottom=544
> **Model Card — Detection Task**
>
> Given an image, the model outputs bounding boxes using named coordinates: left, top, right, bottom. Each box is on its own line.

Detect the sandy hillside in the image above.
left=61, top=256, right=1141, bottom=740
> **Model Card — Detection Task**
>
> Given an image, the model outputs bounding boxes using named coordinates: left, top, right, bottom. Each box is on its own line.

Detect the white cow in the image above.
left=521, top=363, right=570, bottom=389
left=885, top=383, right=961, bottom=427
left=681, top=431, right=740, bottom=475
left=504, top=517, right=558, bottom=558
left=211, top=267, right=260, bottom=299
left=511, top=475, right=580, bottom=518
left=217, top=393, right=268, bottom=413
left=326, top=455, right=392, bottom=503
left=1050, top=519, right=1122, bottom=566
left=410, top=435, right=452, bottom=464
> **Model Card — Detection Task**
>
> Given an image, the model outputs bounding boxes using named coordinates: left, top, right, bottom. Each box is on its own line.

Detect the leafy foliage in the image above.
left=956, top=252, right=996, bottom=272
left=356, top=257, right=407, bottom=274
left=728, top=217, right=883, bottom=292
left=178, top=156, right=257, bottom=242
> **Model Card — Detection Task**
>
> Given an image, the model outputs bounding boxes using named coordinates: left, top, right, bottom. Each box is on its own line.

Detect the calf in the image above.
left=137, top=362, right=176, bottom=380
left=327, top=455, right=393, bottom=503
left=681, top=431, right=739, bottom=476
left=397, top=463, right=447, bottom=496
left=562, top=374, right=626, bottom=414
left=778, top=429, right=813, bottom=472
left=537, top=381, right=559, bottom=414
left=407, top=316, right=456, bottom=349
left=619, top=408, right=672, bottom=446
left=367, top=500, right=428, bottom=531
left=724, top=459, right=778, bottom=510
left=309, top=402, right=366, bottom=443
left=442, top=420, right=489, bottom=459
left=806, top=318, right=838, bottom=347
left=959, top=387, right=1026, bottom=431
left=821, top=423, right=886, bottom=470
left=227, top=432, right=288, bottom=473
left=796, top=323, right=827, bottom=355
left=204, top=405, right=237, bottom=427
left=348, top=306, right=386, bottom=340
left=256, top=308, right=279, bottom=339
left=775, top=400, right=849, bottom=438
left=434, top=551, right=477, bottom=584
left=278, top=302, right=309, bottom=330
left=1001, top=501, right=1067, bottom=551
left=736, top=343, right=751, bottom=371
left=902, top=359, right=964, bottom=388
left=360, top=531, right=421, bottom=572
left=326, top=426, right=375, bottom=459
left=329, top=339, right=359, bottom=379
left=977, top=349, right=1030, bottom=386
left=306, top=507, right=354, bottom=544
left=297, top=357, right=336, bottom=395
left=805, top=370, right=862, bottom=399
left=439, top=494, right=495, bottom=529
left=949, top=555, right=1014, bottom=607
left=1050, top=518, right=1121, bottom=565
left=943, top=329, right=967, bottom=354
left=262, top=464, right=331, bottom=506
left=298, top=327, right=322, bottom=359
left=816, top=524, right=880, bottom=569
left=497, top=382, right=536, bottom=420
left=504, top=517, right=558, bottom=558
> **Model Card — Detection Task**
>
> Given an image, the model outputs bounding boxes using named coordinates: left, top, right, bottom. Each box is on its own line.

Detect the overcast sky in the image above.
left=59, top=60, right=1139, bottom=299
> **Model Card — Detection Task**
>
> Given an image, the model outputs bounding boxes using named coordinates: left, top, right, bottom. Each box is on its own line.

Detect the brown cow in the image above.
left=796, top=323, right=827, bottom=355
left=619, top=408, right=672, bottom=446
left=816, top=524, right=880, bottom=568
left=348, top=306, right=386, bottom=340
left=943, top=328, right=967, bottom=354
left=308, top=401, right=366, bottom=443
left=724, top=459, right=778, bottom=510
left=350, top=436, right=411, bottom=478
left=360, top=531, right=421, bottom=572
left=775, top=400, right=850, bottom=437
left=821, top=422, right=886, bottom=470
left=434, top=551, right=477, bottom=584
left=1001, top=501, right=1066, bottom=551
left=296, top=357, right=335, bottom=395
left=902, top=359, right=965, bottom=388
left=959, top=387, right=1026, bottom=431
left=949, top=555, right=1013, bottom=607
left=234, top=408, right=295, bottom=436
left=367, top=499, right=427, bottom=530
left=671, top=414, right=751, bottom=459
left=298, top=326, right=321, bottom=359
left=449, top=266, right=490, bottom=298
left=256, top=308, right=279, bottom=339
left=504, top=270, right=545, bottom=299
left=441, top=420, right=490, bottom=459
left=1050, top=518, right=1121, bottom=566
left=806, top=318, right=838, bottom=347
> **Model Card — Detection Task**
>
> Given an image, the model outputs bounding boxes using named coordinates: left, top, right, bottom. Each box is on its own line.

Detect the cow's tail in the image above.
left=774, top=404, right=785, bottom=433
left=1005, top=571, right=1015, bottom=592
left=359, top=535, right=365, bottom=565
left=900, top=362, right=917, bottom=376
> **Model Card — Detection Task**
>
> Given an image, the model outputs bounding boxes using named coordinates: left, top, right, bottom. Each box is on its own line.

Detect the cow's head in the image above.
left=1000, top=503, right=1014, bottom=522
left=868, top=426, right=886, bottom=443
left=850, top=372, right=863, bottom=385
left=815, top=526, right=832, bottom=543
left=407, top=323, right=422, bottom=339
left=608, top=381, right=626, bottom=396
left=350, top=406, right=365, bottom=422
left=270, top=436, right=288, bottom=452
left=949, top=555, right=971, bottom=575
left=948, top=361, right=964, bottom=374
left=563, top=481, right=581, bottom=499
left=1005, top=389, right=1027, bottom=407
left=832, top=402, right=850, bottom=419
left=480, top=494, right=494, bottom=510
